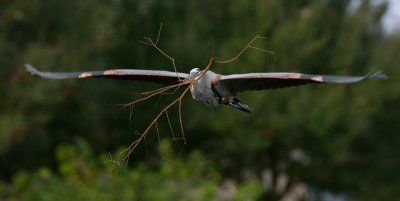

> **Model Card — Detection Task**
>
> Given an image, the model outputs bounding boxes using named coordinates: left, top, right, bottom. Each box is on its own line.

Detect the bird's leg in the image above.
left=225, top=96, right=253, bottom=113
left=217, top=95, right=253, bottom=113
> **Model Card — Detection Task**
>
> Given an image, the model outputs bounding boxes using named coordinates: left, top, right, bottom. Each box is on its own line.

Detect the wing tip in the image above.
left=25, top=64, right=40, bottom=76
left=367, top=71, right=388, bottom=79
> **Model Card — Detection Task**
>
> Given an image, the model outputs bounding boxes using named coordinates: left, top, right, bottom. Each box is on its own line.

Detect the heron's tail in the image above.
left=229, top=98, right=253, bottom=113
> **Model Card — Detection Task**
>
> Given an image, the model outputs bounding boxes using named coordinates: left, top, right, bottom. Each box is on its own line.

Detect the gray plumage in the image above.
left=25, top=64, right=188, bottom=84
left=25, top=64, right=387, bottom=113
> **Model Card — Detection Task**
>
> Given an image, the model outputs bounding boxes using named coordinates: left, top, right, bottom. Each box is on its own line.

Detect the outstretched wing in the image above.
left=25, top=64, right=189, bottom=85
left=219, top=72, right=388, bottom=93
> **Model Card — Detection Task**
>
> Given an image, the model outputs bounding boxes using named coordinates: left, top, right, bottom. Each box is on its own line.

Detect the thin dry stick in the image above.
left=113, top=34, right=274, bottom=172
left=165, top=110, right=177, bottom=140
left=215, top=35, right=277, bottom=63
left=118, top=88, right=190, bottom=164
left=139, top=24, right=180, bottom=81
left=112, top=34, right=276, bottom=172
left=249, top=45, right=277, bottom=61
left=112, top=26, right=190, bottom=171
left=166, top=109, right=185, bottom=153
left=140, top=37, right=174, bottom=64
left=119, top=80, right=190, bottom=108
left=114, top=55, right=215, bottom=170
left=128, top=104, right=134, bottom=123
left=155, top=120, right=161, bottom=145
left=109, top=152, right=121, bottom=173
left=178, top=98, right=186, bottom=144
left=140, top=85, right=178, bottom=96
left=119, top=25, right=188, bottom=159
left=161, top=156, right=181, bottom=166
left=155, top=22, right=162, bottom=45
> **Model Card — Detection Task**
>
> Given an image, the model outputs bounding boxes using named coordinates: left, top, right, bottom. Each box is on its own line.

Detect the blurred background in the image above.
left=1, top=0, right=399, bottom=200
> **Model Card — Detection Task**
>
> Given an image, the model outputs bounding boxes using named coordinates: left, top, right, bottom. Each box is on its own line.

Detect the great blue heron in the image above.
left=25, top=64, right=387, bottom=113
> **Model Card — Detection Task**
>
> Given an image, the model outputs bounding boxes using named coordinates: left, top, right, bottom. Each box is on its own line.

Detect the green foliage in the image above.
left=3, top=140, right=262, bottom=201
left=1, top=0, right=399, bottom=200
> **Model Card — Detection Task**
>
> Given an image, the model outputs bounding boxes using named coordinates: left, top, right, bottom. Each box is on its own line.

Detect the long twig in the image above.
left=113, top=54, right=215, bottom=171
left=112, top=31, right=276, bottom=172
left=165, top=110, right=176, bottom=140
left=139, top=25, right=180, bottom=81
left=215, top=35, right=277, bottom=63
left=155, top=22, right=163, bottom=45
left=118, top=80, right=191, bottom=108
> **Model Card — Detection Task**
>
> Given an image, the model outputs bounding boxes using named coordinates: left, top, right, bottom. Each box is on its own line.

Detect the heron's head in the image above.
left=189, top=68, right=201, bottom=77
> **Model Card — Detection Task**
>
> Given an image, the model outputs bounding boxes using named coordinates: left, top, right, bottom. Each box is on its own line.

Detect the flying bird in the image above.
left=25, top=64, right=387, bottom=113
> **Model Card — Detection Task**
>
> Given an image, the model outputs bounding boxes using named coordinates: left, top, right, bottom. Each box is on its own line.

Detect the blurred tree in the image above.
left=0, top=0, right=399, bottom=200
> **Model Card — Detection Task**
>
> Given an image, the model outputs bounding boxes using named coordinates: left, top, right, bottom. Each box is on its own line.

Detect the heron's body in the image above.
left=190, top=69, right=253, bottom=112
left=25, top=64, right=387, bottom=113
left=190, top=70, right=219, bottom=107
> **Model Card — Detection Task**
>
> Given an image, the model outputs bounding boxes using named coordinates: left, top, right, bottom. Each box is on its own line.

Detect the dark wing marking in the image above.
left=219, top=72, right=388, bottom=93
left=25, top=64, right=189, bottom=85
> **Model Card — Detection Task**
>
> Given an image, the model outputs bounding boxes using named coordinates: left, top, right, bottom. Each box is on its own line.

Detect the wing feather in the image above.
left=25, top=64, right=189, bottom=85
left=219, top=72, right=387, bottom=93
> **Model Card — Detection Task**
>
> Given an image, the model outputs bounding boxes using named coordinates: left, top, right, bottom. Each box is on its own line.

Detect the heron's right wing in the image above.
left=219, top=72, right=388, bottom=93
left=25, top=64, right=189, bottom=85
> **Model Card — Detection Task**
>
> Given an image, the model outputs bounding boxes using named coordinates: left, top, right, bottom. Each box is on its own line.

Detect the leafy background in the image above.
left=1, top=0, right=399, bottom=200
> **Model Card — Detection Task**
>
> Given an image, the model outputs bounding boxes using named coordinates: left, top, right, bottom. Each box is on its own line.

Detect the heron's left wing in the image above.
left=25, top=64, right=189, bottom=85
left=219, top=72, right=387, bottom=93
